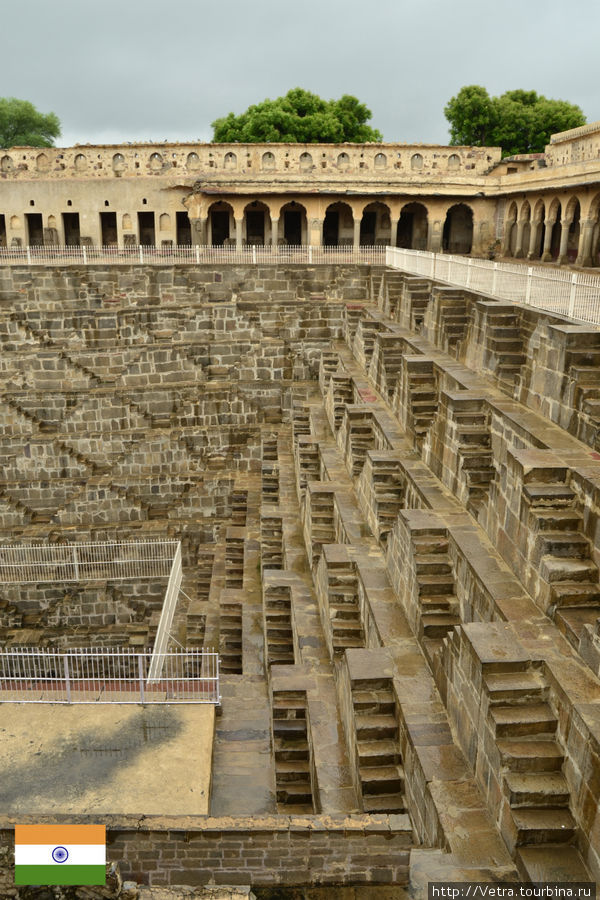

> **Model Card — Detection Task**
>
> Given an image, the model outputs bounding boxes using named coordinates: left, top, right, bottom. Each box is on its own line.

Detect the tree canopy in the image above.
left=444, top=86, right=586, bottom=156
left=0, top=97, right=61, bottom=148
left=211, top=88, right=382, bottom=143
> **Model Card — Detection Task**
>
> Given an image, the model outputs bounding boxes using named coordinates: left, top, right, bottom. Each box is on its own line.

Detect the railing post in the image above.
left=195, top=245, right=200, bottom=264
left=82, top=245, right=87, bottom=265
left=525, top=267, right=533, bottom=304
left=26, top=246, right=31, bottom=265
left=466, top=257, right=473, bottom=288
left=138, top=654, right=145, bottom=704
left=72, top=546, right=79, bottom=580
left=432, top=253, right=437, bottom=281
left=492, top=262, right=498, bottom=296
left=568, top=272, right=578, bottom=319
left=252, top=245, right=257, bottom=265
left=139, top=245, right=144, bottom=264
left=308, top=246, right=313, bottom=264
left=63, top=656, right=71, bottom=704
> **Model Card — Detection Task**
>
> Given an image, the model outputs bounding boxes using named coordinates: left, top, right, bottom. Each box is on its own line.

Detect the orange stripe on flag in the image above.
left=15, top=825, right=105, bottom=845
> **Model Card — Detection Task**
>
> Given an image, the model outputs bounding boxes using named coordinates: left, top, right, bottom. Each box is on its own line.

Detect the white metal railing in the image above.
left=0, top=647, right=220, bottom=704
left=0, top=539, right=178, bottom=584
left=147, top=542, right=182, bottom=681
left=0, top=244, right=387, bottom=267
left=386, top=247, right=600, bottom=326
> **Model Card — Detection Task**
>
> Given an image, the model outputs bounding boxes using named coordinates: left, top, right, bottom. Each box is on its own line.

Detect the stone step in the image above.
left=421, top=594, right=457, bottom=613
left=412, top=537, right=449, bottom=555
left=535, top=531, right=590, bottom=559
left=355, top=713, right=398, bottom=740
left=357, top=739, right=402, bottom=767
left=510, top=807, right=576, bottom=846
left=531, top=509, right=584, bottom=532
left=484, top=671, right=546, bottom=703
left=497, top=738, right=564, bottom=772
left=490, top=703, right=557, bottom=738
left=421, top=612, right=461, bottom=638
left=274, top=743, right=309, bottom=762
left=276, top=784, right=313, bottom=805
left=275, top=759, right=311, bottom=781
left=504, top=772, right=570, bottom=808
left=360, top=765, right=404, bottom=795
left=273, top=719, right=308, bottom=737
left=415, top=554, right=453, bottom=575
left=523, top=484, right=576, bottom=506
left=489, top=337, right=524, bottom=353
left=352, top=690, right=395, bottom=714
left=418, top=574, right=456, bottom=595
left=362, top=792, right=406, bottom=813
left=540, top=556, right=598, bottom=583
left=517, top=846, right=592, bottom=882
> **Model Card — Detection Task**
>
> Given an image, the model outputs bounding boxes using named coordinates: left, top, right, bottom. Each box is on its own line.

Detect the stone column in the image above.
left=271, top=217, right=279, bottom=247
left=234, top=218, right=243, bottom=250
left=541, top=219, right=555, bottom=262
left=513, top=219, right=526, bottom=258
left=575, top=218, right=596, bottom=267
left=501, top=219, right=516, bottom=257
left=556, top=219, right=571, bottom=265
left=527, top=219, right=541, bottom=260
left=353, top=219, right=361, bottom=248
left=190, top=217, right=207, bottom=246
left=389, top=216, right=400, bottom=248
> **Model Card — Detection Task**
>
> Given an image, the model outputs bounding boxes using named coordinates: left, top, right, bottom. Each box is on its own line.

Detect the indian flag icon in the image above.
left=15, top=824, right=106, bottom=885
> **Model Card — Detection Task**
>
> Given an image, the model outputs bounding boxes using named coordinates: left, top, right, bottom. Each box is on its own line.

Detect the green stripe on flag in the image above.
left=15, top=864, right=106, bottom=885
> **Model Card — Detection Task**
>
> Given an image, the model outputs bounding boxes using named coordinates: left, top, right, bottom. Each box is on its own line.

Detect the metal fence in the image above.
left=0, top=647, right=220, bottom=704
left=0, top=244, right=387, bottom=267
left=0, top=539, right=178, bottom=584
left=386, top=247, right=600, bottom=326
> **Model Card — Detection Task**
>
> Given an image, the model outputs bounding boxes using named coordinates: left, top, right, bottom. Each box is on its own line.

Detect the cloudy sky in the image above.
left=2, top=0, right=598, bottom=147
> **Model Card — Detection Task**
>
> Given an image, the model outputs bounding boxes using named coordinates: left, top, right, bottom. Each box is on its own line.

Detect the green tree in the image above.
left=444, top=86, right=586, bottom=156
left=211, top=88, right=382, bottom=143
left=0, top=97, right=61, bottom=148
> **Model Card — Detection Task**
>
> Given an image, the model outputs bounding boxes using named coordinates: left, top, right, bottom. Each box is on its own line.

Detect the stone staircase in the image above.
left=306, top=486, right=336, bottom=570
left=370, top=456, right=406, bottom=546
left=263, top=583, right=295, bottom=667
left=352, top=318, right=380, bottom=369
left=295, top=437, right=320, bottom=498
left=455, top=407, right=495, bottom=516
left=292, top=405, right=311, bottom=443
left=261, top=463, right=279, bottom=505
left=485, top=662, right=581, bottom=861
left=370, top=335, right=405, bottom=400
left=403, top=280, right=431, bottom=330
left=436, top=289, right=469, bottom=353
left=328, top=375, right=354, bottom=432
left=219, top=596, right=243, bottom=674
left=412, top=529, right=460, bottom=653
left=486, top=306, right=526, bottom=385
left=324, top=551, right=365, bottom=654
left=260, top=514, right=284, bottom=570
left=401, top=357, right=438, bottom=447
left=272, top=690, right=315, bottom=813
left=225, top=533, right=245, bottom=589
left=352, top=678, right=406, bottom=813
left=344, top=408, right=376, bottom=478
left=524, top=478, right=600, bottom=645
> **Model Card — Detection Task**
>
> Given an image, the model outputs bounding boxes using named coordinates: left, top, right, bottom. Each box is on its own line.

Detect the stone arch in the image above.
left=159, top=213, right=171, bottom=232
left=74, top=153, right=87, bottom=171
left=279, top=201, right=307, bottom=246
left=323, top=201, right=353, bottom=246
left=547, top=200, right=563, bottom=259
left=208, top=201, right=234, bottom=246
left=262, top=152, right=276, bottom=172
left=396, top=202, right=429, bottom=250
left=529, top=199, right=546, bottom=259
left=411, top=153, right=423, bottom=171
left=520, top=201, right=532, bottom=258
left=149, top=152, right=163, bottom=171
left=360, top=201, right=391, bottom=246
left=442, top=203, right=473, bottom=254
left=36, top=152, right=49, bottom=172
left=374, top=152, right=387, bottom=169
left=0, top=155, right=13, bottom=173
left=299, top=152, right=313, bottom=172
left=224, top=152, right=237, bottom=170
left=243, top=200, right=270, bottom=246
left=112, top=153, right=126, bottom=173
left=448, top=153, right=460, bottom=170
left=186, top=152, right=200, bottom=171
left=337, top=152, right=350, bottom=171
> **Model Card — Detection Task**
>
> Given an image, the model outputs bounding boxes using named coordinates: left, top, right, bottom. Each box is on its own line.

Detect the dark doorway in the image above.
left=322, top=210, right=339, bottom=246
left=396, top=212, right=413, bottom=248
left=176, top=211, right=192, bottom=246
left=246, top=210, right=265, bottom=245
left=100, top=212, right=117, bottom=246
left=211, top=211, right=230, bottom=246
left=551, top=217, right=562, bottom=259
left=62, top=213, right=81, bottom=246
left=284, top=210, right=302, bottom=245
left=0, top=214, right=6, bottom=247
left=442, top=204, right=473, bottom=254
left=360, top=211, right=376, bottom=245
left=137, top=211, right=156, bottom=246
left=26, top=213, right=44, bottom=246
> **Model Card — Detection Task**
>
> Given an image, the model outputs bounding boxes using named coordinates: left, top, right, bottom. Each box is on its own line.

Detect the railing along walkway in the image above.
left=386, top=247, right=600, bottom=326
left=0, top=647, right=220, bottom=704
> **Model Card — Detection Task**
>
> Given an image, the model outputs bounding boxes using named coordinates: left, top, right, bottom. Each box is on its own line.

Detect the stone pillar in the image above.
left=234, top=218, right=243, bottom=250
left=575, top=218, right=596, bottom=267
left=513, top=219, right=526, bottom=258
left=353, top=219, right=361, bottom=248
left=527, top=219, right=541, bottom=260
left=390, top=216, right=400, bottom=249
left=541, top=219, right=555, bottom=262
left=556, top=219, right=571, bottom=265
left=501, top=219, right=516, bottom=257
left=271, top=217, right=279, bottom=247
left=190, top=217, right=207, bottom=246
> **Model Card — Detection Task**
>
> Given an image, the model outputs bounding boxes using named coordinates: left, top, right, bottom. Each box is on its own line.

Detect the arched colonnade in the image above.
left=503, top=192, right=600, bottom=267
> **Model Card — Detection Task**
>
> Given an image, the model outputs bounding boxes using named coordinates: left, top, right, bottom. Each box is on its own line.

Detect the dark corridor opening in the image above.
left=137, top=211, right=156, bottom=246
left=176, top=211, right=192, bottom=245
left=26, top=213, right=44, bottom=246
left=62, top=213, right=81, bottom=246
left=284, top=210, right=302, bottom=245
left=360, top=212, right=376, bottom=245
left=322, top=210, right=339, bottom=246
left=0, top=214, right=6, bottom=247
left=211, top=211, right=230, bottom=246
left=100, top=212, right=117, bottom=246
